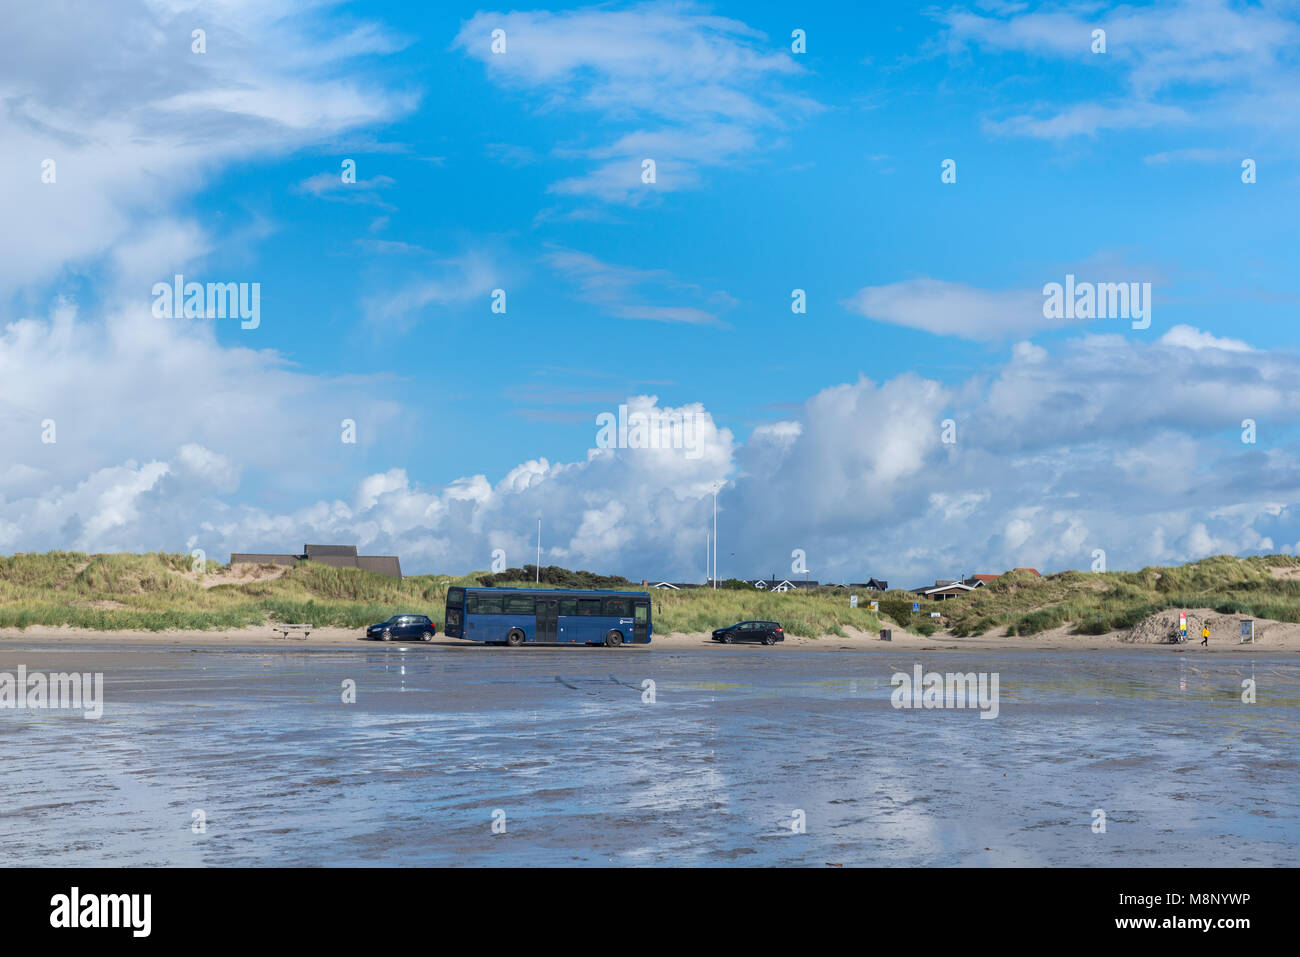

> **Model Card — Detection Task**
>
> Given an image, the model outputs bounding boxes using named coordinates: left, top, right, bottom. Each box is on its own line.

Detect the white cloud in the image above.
left=844, top=278, right=1064, bottom=340
left=453, top=3, right=818, bottom=202
left=942, top=0, right=1300, bottom=143
left=361, top=251, right=502, bottom=326
left=0, top=0, right=416, bottom=299
left=545, top=246, right=734, bottom=325
left=4, top=326, right=1298, bottom=581
left=1159, top=324, right=1252, bottom=353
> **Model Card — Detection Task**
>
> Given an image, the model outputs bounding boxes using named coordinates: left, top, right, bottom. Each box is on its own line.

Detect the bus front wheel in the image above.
left=604, top=631, right=624, bottom=648
left=506, top=629, right=525, bottom=647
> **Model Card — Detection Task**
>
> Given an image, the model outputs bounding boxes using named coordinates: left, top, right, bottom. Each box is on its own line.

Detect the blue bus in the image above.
left=444, top=587, right=652, bottom=647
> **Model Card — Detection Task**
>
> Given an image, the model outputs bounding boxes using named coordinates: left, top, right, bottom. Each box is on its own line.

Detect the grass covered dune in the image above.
left=1, top=551, right=1299, bottom=640
left=0, top=552, right=882, bottom=637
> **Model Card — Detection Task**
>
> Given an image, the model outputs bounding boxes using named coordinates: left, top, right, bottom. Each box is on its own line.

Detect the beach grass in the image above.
left=1, top=550, right=1299, bottom=638
left=940, top=556, right=1300, bottom=637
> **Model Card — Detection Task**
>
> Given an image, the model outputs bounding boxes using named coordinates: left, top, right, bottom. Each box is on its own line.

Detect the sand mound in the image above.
left=1124, top=607, right=1289, bottom=644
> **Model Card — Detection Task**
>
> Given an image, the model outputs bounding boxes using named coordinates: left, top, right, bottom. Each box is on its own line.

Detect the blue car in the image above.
left=365, top=614, right=436, bottom=642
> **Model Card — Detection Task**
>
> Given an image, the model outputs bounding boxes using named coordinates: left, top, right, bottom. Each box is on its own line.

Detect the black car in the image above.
left=365, top=614, right=436, bottom=642
left=711, top=620, right=784, bottom=645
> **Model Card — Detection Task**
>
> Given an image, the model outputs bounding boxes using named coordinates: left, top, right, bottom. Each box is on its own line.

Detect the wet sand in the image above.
left=1, top=641, right=1295, bottom=866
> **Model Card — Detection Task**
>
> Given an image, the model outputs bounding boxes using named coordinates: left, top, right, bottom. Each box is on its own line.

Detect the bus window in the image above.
left=577, top=599, right=601, bottom=616
left=558, top=598, right=578, bottom=616
left=634, top=604, right=648, bottom=624
left=604, top=597, right=630, bottom=616
left=478, top=596, right=503, bottom=615
left=466, top=595, right=477, bottom=614
left=505, top=595, right=534, bottom=614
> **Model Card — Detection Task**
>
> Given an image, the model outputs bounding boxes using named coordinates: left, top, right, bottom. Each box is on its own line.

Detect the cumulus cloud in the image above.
left=8, top=324, right=1292, bottom=585
left=0, top=0, right=415, bottom=532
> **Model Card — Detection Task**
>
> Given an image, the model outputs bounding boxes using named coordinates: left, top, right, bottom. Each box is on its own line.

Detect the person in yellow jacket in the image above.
left=1201, top=623, right=1210, bottom=646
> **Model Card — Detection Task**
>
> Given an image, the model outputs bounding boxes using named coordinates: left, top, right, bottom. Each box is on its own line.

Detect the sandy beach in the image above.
left=3, top=637, right=1297, bottom=867
left=3, top=607, right=1296, bottom=652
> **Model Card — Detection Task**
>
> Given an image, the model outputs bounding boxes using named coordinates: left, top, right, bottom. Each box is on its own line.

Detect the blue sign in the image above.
left=912, top=602, right=919, bottom=612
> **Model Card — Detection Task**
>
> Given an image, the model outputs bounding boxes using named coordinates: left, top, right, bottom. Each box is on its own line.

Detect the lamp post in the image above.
left=712, top=483, right=718, bottom=589
left=536, top=518, right=541, bottom=583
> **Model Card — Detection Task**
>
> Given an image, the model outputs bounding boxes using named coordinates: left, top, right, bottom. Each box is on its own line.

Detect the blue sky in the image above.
left=3, top=0, right=1300, bottom=583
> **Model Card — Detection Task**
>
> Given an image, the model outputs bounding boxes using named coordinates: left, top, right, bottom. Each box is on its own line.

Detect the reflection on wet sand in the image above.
left=1, top=644, right=1295, bottom=866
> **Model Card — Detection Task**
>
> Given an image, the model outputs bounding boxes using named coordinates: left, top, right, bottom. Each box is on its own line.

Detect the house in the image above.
left=650, top=582, right=680, bottom=590
left=752, top=578, right=819, bottom=591
left=230, top=543, right=403, bottom=579
left=916, top=579, right=978, bottom=601
left=857, top=578, right=889, bottom=591
left=228, top=552, right=300, bottom=567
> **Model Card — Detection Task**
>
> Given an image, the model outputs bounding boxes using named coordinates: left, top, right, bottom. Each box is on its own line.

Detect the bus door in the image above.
left=633, top=600, right=650, bottom=643
left=535, top=598, right=558, bottom=643
left=445, top=588, right=464, bottom=638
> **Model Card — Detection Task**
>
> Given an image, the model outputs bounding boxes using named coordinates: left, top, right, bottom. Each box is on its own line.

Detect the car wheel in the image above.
left=604, top=631, right=624, bottom=648
left=422, top=631, right=433, bottom=642
left=723, top=634, right=733, bottom=644
left=763, top=635, right=776, bottom=646
left=381, top=630, right=392, bottom=641
left=506, top=629, right=525, bottom=647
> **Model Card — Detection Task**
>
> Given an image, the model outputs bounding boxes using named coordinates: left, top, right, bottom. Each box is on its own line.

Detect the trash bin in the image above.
left=879, top=629, right=892, bottom=641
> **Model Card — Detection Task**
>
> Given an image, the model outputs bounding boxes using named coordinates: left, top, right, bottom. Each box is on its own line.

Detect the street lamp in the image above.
left=712, top=483, right=718, bottom=589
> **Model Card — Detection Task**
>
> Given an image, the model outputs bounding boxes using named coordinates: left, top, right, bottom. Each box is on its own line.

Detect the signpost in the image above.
left=849, top=594, right=858, bottom=608
left=1240, top=620, right=1254, bottom=644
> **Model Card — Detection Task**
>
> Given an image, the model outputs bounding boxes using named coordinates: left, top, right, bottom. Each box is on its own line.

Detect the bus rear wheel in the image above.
left=604, top=631, right=624, bottom=648
left=506, top=629, right=525, bottom=647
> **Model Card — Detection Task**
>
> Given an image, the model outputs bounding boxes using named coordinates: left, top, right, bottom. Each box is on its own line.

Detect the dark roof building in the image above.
left=356, top=555, right=403, bottom=578
left=229, top=552, right=299, bottom=566
left=304, top=544, right=359, bottom=559
left=231, top=544, right=402, bottom=579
